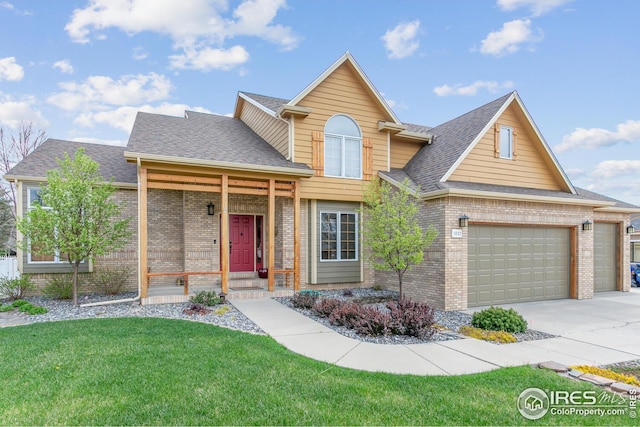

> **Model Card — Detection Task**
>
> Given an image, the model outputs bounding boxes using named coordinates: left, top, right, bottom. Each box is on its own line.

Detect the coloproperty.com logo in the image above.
left=517, top=387, right=637, bottom=420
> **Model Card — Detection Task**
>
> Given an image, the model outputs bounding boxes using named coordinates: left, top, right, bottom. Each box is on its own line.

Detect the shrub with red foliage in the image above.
left=387, top=299, right=435, bottom=338
left=313, top=298, right=343, bottom=318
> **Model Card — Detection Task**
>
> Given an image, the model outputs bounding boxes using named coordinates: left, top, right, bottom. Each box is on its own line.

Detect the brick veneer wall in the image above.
left=374, top=194, right=631, bottom=311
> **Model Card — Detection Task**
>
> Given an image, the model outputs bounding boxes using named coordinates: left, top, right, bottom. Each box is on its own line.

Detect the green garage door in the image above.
left=468, top=225, right=570, bottom=307
left=594, top=222, right=617, bottom=292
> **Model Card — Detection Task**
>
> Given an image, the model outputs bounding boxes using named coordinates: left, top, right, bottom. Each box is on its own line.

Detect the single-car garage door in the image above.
left=468, top=225, right=571, bottom=307
left=594, top=222, right=617, bottom=292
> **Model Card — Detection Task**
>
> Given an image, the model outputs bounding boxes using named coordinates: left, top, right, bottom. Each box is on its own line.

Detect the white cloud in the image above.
left=381, top=20, right=420, bottom=59
left=53, top=59, right=74, bottom=74
left=433, top=80, right=514, bottom=96
left=0, top=93, right=48, bottom=127
left=169, top=45, right=249, bottom=71
left=0, top=1, right=30, bottom=15
left=497, top=0, right=573, bottom=17
left=592, top=160, right=640, bottom=179
left=555, top=119, right=640, bottom=153
left=132, top=46, right=148, bottom=60
left=74, top=103, right=213, bottom=132
left=65, top=0, right=299, bottom=70
left=480, top=19, right=542, bottom=56
left=571, top=160, right=640, bottom=205
left=0, top=56, right=24, bottom=81
left=47, top=72, right=172, bottom=111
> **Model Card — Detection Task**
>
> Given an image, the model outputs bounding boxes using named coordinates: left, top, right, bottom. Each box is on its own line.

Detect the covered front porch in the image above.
left=136, top=162, right=304, bottom=305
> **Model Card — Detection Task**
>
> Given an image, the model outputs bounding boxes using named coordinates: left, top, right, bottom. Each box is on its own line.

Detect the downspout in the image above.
left=277, top=112, right=294, bottom=161
left=80, top=157, right=143, bottom=308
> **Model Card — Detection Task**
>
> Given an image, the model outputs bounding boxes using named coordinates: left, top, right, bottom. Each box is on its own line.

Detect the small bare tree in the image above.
left=0, top=122, right=47, bottom=212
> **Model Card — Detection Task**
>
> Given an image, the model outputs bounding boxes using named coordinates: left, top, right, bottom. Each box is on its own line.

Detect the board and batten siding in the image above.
left=310, top=200, right=362, bottom=284
left=240, top=100, right=289, bottom=158
left=448, top=103, right=563, bottom=191
left=293, top=62, right=393, bottom=201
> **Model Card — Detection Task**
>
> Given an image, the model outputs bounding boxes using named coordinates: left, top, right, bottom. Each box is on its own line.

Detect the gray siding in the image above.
left=314, top=200, right=361, bottom=284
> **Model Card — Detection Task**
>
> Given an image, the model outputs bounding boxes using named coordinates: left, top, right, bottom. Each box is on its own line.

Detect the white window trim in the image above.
left=499, top=125, right=513, bottom=160
left=26, top=186, right=69, bottom=265
left=324, top=115, right=363, bottom=179
left=319, top=210, right=359, bottom=262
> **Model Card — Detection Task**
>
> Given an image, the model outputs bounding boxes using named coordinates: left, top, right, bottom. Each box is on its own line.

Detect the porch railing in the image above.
left=146, top=271, right=222, bottom=296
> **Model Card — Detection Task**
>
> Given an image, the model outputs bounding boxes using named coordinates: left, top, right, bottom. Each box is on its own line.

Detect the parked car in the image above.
left=631, top=263, right=640, bottom=287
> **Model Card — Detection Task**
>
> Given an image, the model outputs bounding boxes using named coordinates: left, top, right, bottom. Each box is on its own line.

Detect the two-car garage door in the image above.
left=468, top=225, right=571, bottom=307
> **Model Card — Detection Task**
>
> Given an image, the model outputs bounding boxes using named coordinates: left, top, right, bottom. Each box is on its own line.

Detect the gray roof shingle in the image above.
left=240, top=92, right=290, bottom=113
left=403, top=93, right=512, bottom=192
left=126, top=110, right=311, bottom=172
left=5, top=139, right=136, bottom=184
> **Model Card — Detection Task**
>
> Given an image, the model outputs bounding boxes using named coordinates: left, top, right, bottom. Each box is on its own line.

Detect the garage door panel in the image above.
left=468, top=225, right=570, bottom=307
left=594, top=223, right=617, bottom=292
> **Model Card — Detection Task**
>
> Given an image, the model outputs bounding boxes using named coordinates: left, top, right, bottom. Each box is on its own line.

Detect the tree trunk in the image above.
left=397, top=272, right=403, bottom=300
left=72, top=262, right=79, bottom=306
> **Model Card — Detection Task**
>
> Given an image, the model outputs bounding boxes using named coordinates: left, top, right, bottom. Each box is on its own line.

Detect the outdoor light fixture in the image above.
left=459, top=214, right=469, bottom=228
left=218, top=291, right=227, bottom=303
left=207, top=202, right=215, bottom=216
left=582, top=220, right=592, bottom=231
left=627, top=225, right=635, bottom=234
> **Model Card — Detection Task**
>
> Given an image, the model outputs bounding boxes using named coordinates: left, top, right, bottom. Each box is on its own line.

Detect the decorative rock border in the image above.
left=538, top=361, right=640, bottom=396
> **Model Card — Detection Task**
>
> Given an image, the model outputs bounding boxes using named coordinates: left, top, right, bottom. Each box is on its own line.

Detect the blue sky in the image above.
left=1, top=0, right=639, bottom=205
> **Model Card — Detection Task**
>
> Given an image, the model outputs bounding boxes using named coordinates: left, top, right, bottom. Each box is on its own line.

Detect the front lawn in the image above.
left=0, top=318, right=631, bottom=425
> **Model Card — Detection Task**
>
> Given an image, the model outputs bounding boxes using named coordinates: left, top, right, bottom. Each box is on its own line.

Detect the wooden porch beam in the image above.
left=148, top=182, right=221, bottom=193
left=139, top=166, right=148, bottom=298
left=293, top=179, right=300, bottom=291
left=147, top=173, right=221, bottom=185
left=268, top=178, right=275, bottom=292
left=221, top=174, right=229, bottom=294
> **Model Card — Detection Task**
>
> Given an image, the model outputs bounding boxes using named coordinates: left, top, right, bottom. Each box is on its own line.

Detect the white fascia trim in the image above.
left=288, top=52, right=402, bottom=124
left=378, top=173, right=421, bottom=197
left=594, top=206, right=640, bottom=213
left=420, top=187, right=615, bottom=207
left=440, top=93, right=515, bottom=184
left=237, top=92, right=278, bottom=117
left=123, top=151, right=315, bottom=177
left=5, top=174, right=137, bottom=189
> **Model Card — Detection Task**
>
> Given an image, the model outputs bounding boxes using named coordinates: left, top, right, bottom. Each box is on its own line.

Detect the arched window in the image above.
left=324, top=115, right=362, bottom=178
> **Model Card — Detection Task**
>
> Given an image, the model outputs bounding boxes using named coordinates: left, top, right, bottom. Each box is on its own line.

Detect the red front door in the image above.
left=230, top=215, right=254, bottom=272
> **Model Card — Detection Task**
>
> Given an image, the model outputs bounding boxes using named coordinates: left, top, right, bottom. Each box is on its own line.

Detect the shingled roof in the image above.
left=401, top=93, right=513, bottom=193
left=126, top=110, right=311, bottom=173
left=5, top=139, right=136, bottom=184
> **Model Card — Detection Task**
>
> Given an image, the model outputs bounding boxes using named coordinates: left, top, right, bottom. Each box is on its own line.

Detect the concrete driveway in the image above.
left=465, top=288, right=640, bottom=365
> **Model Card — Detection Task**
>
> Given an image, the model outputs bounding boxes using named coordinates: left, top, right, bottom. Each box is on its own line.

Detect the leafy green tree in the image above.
left=361, top=178, right=438, bottom=299
left=17, top=148, right=131, bottom=306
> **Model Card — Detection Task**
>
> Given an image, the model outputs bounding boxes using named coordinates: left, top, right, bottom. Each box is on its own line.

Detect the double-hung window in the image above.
left=324, top=115, right=362, bottom=178
left=27, top=187, right=65, bottom=264
left=320, top=211, right=358, bottom=261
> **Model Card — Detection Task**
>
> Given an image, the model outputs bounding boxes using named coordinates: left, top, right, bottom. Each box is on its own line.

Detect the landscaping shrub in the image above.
left=0, top=304, right=13, bottom=312
left=312, top=298, right=343, bottom=317
left=90, top=266, right=133, bottom=295
left=214, top=305, right=230, bottom=315
left=352, top=306, right=393, bottom=336
left=291, top=290, right=319, bottom=309
left=189, top=291, right=221, bottom=306
left=18, top=303, right=48, bottom=315
left=471, top=306, right=527, bottom=333
left=11, top=299, right=30, bottom=308
left=387, top=299, right=436, bottom=339
left=328, top=302, right=362, bottom=329
left=42, top=274, right=77, bottom=300
left=182, top=304, right=210, bottom=315
left=459, top=325, right=516, bottom=344
left=342, top=289, right=354, bottom=297
left=0, top=275, right=35, bottom=300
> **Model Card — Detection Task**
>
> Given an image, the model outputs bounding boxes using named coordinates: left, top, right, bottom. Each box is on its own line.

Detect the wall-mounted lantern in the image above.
left=459, top=214, right=469, bottom=228
left=207, top=202, right=215, bottom=216
left=582, top=220, right=592, bottom=231
left=627, top=225, right=635, bottom=234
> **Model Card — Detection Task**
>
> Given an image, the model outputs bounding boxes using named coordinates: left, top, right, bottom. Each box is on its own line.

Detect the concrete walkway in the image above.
left=232, top=289, right=640, bottom=376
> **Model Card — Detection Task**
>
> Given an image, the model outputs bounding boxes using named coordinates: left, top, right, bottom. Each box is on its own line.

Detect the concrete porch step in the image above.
left=228, top=277, right=268, bottom=290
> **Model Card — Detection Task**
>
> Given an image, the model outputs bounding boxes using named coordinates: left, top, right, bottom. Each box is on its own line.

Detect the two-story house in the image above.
left=6, top=53, right=638, bottom=310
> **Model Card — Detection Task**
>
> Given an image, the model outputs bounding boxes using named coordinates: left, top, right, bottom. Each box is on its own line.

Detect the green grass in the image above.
left=0, top=318, right=632, bottom=426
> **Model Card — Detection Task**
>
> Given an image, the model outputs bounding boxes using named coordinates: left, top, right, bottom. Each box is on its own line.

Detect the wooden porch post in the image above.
left=293, top=180, right=300, bottom=291
left=268, top=178, right=275, bottom=292
left=221, top=174, right=229, bottom=293
left=139, top=166, right=148, bottom=298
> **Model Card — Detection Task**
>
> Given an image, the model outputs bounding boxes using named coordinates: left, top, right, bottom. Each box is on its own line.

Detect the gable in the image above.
left=447, top=102, right=569, bottom=192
